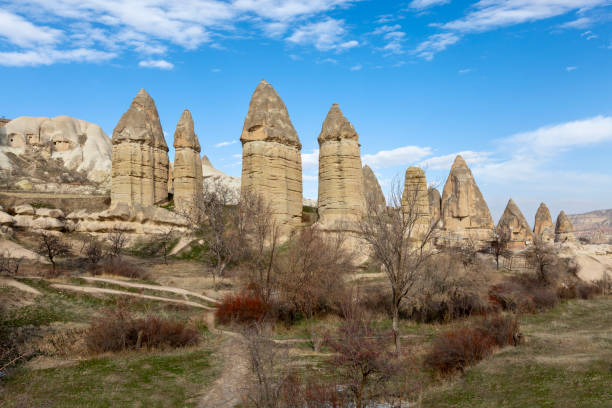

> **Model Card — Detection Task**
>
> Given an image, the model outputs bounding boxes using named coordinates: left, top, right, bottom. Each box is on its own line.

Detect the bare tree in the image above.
left=489, top=228, right=511, bottom=270
left=358, top=177, right=438, bottom=354
left=82, top=236, right=103, bottom=265
left=36, top=232, right=71, bottom=275
left=156, top=227, right=175, bottom=264
left=107, top=227, right=127, bottom=259
left=525, top=237, right=558, bottom=284
left=0, top=251, right=22, bottom=276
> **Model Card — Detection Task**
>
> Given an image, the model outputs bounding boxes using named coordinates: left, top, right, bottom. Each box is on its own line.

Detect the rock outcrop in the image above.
left=111, top=89, right=169, bottom=207
left=533, top=202, right=554, bottom=243
left=0, top=116, right=112, bottom=186
left=428, top=187, right=441, bottom=225
left=362, top=165, right=385, bottom=213
left=202, top=155, right=241, bottom=204
left=402, top=167, right=431, bottom=234
left=317, top=104, right=365, bottom=228
left=497, top=199, right=534, bottom=248
left=555, top=210, right=575, bottom=243
left=440, top=155, right=494, bottom=243
left=240, top=80, right=302, bottom=231
left=11, top=204, right=65, bottom=232
left=567, top=208, right=612, bottom=243
left=172, top=110, right=203, bottom=213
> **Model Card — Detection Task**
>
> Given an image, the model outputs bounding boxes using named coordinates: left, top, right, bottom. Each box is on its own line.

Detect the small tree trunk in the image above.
left=392, top=304, right=401, bottom=356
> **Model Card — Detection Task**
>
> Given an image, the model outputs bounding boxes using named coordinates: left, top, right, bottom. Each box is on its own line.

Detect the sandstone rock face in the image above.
left=362, top=165, right=385, bottom=213
left=497, top=199, right=534, bottom=248
left=428, top=187, right=441, bottom=225
left=533, top=202, right=554, bottom=243
left=317, top=104, right=364, bottom=228
left=0, top=211, right=14, bottom=226
left=172, top=110, right=203, bottom=213
left=111, top=89, right=169, bottom=207
left=402, top=167, right=431, bottom=233
left=11, top=204, right=65, bottom=231
left=555, top=210, right=575, bottom=243
left=0, top=116, right=112, bottom=184
left=440, top=155, right=494, bottom=243
left=240, top=80, right=302, bottom=231
left=14, top=204, right=35, bottom=215
left=202, top=155, right=241, bottom=204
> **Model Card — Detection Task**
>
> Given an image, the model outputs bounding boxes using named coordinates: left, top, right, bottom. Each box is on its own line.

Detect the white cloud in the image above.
left=559, top=16, right=593, bottom=28
left=581, top=30, right=598, bottom=40
left=459, top=68, right=472, bottom=74
left=414, top=32, right=460, bottom=60
left=0, top=48, right=116, bottom=67
left=419, top=150, right=492, bottom=170
left=211, top=68, right=222, bottom=72
left=409, top=0, right=451, bottom=10
left=138, top=59, right=174, bottom=69
left=350, top=64, right=362, bottom=71
left=566, top=65, right=577, bottom=71
left=302, top=149, right=320, bottom=170
left=362, top=145, right=432, bottom=168
left=215, top=140, right=238, bottom=147
left=0, top=10, right=62, bottom=47
left=287, top=18, right=357, bottom=51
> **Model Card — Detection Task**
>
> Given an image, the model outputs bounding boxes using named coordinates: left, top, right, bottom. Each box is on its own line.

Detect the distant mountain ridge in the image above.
left=568, top=209, right=612, bottom=241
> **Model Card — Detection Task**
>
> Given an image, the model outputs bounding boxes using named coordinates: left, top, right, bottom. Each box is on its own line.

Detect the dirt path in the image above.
left=81, top=276, right=221, bottom=304
left=50, top=284, right=214, bottom=310
left=0, top=277, right=41, bottom=295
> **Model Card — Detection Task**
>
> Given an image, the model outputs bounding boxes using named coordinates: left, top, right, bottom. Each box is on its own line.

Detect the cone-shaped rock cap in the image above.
left=555, top=210, right=574, bottom=233
left=173, top=109, right=201, bottom=152
left=318, top=103, right=358, bottom=144
left=201, top=154, right=213, bottom=167
left=113, top=88, right=168, bottom=150
left=451, top=154, right=468, bottom=169
left=240, top=79, right=301, bottom=149
left=534, top=202, right=553, bottom=232
left=498, top=198, right=532, bottom=233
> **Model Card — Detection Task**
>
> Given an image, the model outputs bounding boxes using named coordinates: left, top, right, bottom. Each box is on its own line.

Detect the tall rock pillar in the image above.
left=497, top=198, right=534, bottom=249
left=402, top=167, right=431, bottom=235
left=172, top=109, right=203, bottom=213
left=555, top=210, right=575, bottom=243
left=533, top=202, right=554, bottom=243
left=111, top=89, right=168, bottom=207
left=240, top=80, right=303, bottom=231
left=317, top=104, right=365, bottom=227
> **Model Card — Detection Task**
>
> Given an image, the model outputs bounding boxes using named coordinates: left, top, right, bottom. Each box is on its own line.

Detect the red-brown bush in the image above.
left=102, top=257, right=149, bottom=280
left=86, top=307, right=199, bottom=353
left=424, top=327, right=495, bottom=376
left=557, top=282, right=599, bottom=300
left=215, top=294, right=269, bottom=325
left=476, top=315, right=522, bottom=347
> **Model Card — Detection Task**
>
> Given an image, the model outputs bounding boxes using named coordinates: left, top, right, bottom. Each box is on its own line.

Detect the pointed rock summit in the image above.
left=497, top=199, right=534, bottom=248
left=317, top=104, right=364, bottom=228
left=428, top=187, right=442, bottom=225
left=555, top=210, right=575, bottom=243
left=172, top=109, right=203, bottom=213
left=440, top=155, right=494, bottom=243
left=240, top=80, right=303, bottom=231
left=402, top=167, right=431, bottom=232
left=362, top=165, right=386, bottom=213
left=111, top=89, right=169, bottom=206
left=534, top=202, right=554, bottom=242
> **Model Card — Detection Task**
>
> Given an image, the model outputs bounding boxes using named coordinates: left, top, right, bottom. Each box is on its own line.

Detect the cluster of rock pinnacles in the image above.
left=109, top=80, right=574, bottom=245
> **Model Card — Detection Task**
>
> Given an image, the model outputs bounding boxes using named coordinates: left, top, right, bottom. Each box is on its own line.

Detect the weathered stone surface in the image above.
left=31, top=217, right=64, bottom=231
left=428, top=187, right=441, bottom=226
left=0, top=211, right=14, bottom=226
left=440, top=155, right=494, bottom=243
left=362, top=165, right=385, bottom=213
left=402, top=167, right=431, bottom=232
left=317, top=104, right=364, bottom=228
left=497, top=199, right=534, bottom=249
left=172, top=110, right=203, bottom=213
left=555, top=210, right=575, bottom=243
left=533, top=202, right=554, bottom=243
left=14, top=204, right=35, bottom=215
left=240, top=80, right=302, bottom=231
left=111, top=89, right=169, bottom=207
left=35, top=208, right=64, bottom=218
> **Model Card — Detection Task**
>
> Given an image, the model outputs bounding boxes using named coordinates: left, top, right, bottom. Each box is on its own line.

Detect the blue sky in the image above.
left=1, top=0, right=611, bottom=223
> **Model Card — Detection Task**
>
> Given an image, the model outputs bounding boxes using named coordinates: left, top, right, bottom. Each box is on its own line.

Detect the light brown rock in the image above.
left=402, top=167, right=431, bottom=232
left=362, top=165, right=385, bottom=213
left=440, top=155, right=494, bottom=243
left=172, top=110, right=203, bottom=213
left=35, top=208, right=64, bottom=218
left=555, top=210, right=575, bottom=243
left=240, top=80, right=302, bottom=231
left=428, top=187, right=441, bottom=225
left=497, top=199, right=534, bottom=248
left=533, top=202, right=554, bottom=243
left=14, top=204, right=35, bottom=215
left=111, top=89, right=169, bottom=207
left=317, top=104, right=365, bottom=228
left=0, top=211, right=14, bottom=226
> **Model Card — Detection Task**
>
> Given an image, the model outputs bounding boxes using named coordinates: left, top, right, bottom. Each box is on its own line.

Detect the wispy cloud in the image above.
left=408, top=0, right=451, bottom=10
left=363, top=145, right=432, bottom=168
left=215, top=140, right=238, bottom=147
left=301, top=149, right=320, bottom=170
left=458, top=68, right=472, bottom=74
left=414, top=32, right=460, bottom=60
left=559, top=16, right=593, bottom=29
left=419, top=150, right=492, bottom=170
left=350, top=64, right=362, bottom=71
left=139, top=59, right=174, bottom=69
left=566, top=66, right=577, bottom=71
left=287, top=18, right=358, bottom=51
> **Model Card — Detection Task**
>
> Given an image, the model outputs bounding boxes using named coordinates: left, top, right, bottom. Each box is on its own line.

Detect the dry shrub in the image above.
left=85, top=306, right=198, bottom=353
left=424, top=327, right=495, bottom=376
left=557, top=281, right=599, bottom=300
left=101, top=257, right=148, bottom=280
left=215, top=294, right=269, bottom=325
left=279, top=374, right=348, bottom=408
left=476, top=315, right=522, bottom=347
left=489, top=279, right=559, bottom=313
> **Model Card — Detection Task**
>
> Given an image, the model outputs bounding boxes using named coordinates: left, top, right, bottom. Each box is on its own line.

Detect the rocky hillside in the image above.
left=568, top=209, right=612, bottom=242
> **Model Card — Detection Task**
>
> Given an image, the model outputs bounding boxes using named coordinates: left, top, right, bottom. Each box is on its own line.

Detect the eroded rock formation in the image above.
left=111, top=89, right=169, bottom=207
left=555, top=210, right=575, bottom=243
left=317, top=104, right=365, bottom=227
left=402, top=167, right=431, bottom=233
left=497, top=198, right=534, bottom=248
left=428, top=187, right=441, bottom=225
left=362, top=165, right=385, bottom=213
left=172, top=110, right=203, bottom=213
left=440, top=155, right=494, bottom=243
left=240, top=80, right=302, bottom=231
left=534, top=202, right=554, bottom=243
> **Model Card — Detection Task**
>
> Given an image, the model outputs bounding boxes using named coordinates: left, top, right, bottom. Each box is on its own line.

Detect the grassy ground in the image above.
left=421, top=297, right=612, bottom=408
